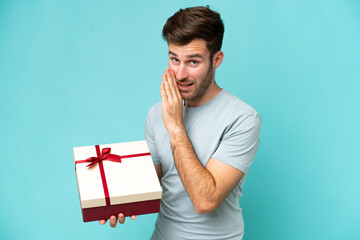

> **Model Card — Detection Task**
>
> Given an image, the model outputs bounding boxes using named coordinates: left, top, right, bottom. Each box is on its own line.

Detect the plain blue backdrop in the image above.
left=1, top=0, right=359, bottom=239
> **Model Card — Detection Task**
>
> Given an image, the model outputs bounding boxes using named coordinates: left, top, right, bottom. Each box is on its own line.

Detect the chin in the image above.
left=180, top=92, right=193, bottom=100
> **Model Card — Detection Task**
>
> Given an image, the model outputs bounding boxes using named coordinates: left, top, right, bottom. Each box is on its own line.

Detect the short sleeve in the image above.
left=144, top=109, right=161, bottom=165
left=212, top=113, right=261, bottom=174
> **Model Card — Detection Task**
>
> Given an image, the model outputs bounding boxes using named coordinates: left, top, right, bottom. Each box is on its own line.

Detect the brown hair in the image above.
left=162, top=6, right=224, bottom=58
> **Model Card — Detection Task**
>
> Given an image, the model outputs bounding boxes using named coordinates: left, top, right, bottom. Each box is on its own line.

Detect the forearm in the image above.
left=169, top=127, right=220, bottom=214
left=160, top=69, right=230, bottom=214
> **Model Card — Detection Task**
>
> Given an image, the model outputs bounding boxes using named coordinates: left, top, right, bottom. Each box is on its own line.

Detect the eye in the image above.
left=190, top=60, right=199, bottom=66
left=171, top=58, right=180, bottom=64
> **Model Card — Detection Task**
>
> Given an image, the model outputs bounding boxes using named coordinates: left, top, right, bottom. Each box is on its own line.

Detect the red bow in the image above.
left=85, top=146, right=122, bottom=167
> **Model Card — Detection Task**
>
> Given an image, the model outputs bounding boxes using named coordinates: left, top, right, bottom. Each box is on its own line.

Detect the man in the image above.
left=101, top=6, right=261, bottom=239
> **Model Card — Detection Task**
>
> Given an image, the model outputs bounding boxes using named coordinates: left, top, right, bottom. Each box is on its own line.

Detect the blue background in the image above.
left=1, top=0, right=359, bottom=239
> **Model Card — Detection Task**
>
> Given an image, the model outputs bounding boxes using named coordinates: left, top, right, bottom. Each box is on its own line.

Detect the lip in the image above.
left=178, top=83, right=193, bottom=92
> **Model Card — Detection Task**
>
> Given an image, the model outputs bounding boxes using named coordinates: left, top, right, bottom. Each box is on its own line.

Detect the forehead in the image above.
left=168, top=39, right=210, bottom=59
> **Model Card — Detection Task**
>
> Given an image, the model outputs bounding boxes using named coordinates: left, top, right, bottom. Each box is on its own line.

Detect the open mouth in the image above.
left=178, top=83, right=194, bottom=91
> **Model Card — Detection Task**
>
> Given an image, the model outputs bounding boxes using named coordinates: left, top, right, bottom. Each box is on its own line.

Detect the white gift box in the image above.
left=74, top=140, right=162, bottom=222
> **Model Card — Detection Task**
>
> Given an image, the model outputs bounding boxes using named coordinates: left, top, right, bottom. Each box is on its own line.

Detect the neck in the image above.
left=185, top=82, right=222, bottom=108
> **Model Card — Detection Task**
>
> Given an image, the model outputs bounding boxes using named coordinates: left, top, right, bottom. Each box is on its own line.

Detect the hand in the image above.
left=160, top=69, right=184, bottom=133
left=99, top=213, right=136, bottom=228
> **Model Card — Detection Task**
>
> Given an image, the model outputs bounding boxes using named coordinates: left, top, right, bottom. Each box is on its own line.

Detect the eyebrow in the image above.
left=169, top=51, right=204, bottom=59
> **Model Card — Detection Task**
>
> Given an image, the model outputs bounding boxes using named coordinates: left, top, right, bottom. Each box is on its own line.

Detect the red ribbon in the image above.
left=85, top=146, right=123, bottom=167
left=75, top=145, right=151, bottom=206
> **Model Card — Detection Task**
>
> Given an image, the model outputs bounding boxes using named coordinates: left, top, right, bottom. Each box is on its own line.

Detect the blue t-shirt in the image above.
left=145, top=90, right=261, bottom=240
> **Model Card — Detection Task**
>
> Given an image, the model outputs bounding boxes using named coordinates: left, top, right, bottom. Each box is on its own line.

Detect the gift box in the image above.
left=74, top=140, right=162, bottom=222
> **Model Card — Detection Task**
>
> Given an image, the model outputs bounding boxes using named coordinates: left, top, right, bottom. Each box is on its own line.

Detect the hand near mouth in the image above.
left=160, top=69, right=186, bottom=135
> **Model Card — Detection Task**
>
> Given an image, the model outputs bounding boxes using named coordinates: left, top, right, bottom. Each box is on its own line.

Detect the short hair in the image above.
left=162, top=6, right=224, bottom=58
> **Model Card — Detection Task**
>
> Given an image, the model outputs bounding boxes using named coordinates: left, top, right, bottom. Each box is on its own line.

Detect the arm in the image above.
left=171, top=129, right=243, bottom=214
left=160, top=69, right=244, bottom=214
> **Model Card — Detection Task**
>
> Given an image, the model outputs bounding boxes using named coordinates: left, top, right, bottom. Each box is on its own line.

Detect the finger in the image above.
left=109, top=215, right=117, bottom=228
left=160, top=81, right=168, bottom=105
left=167, top=70, right=179, bottom=100
left=130, top=215, right=137, bottom=220
left=99, top=219, right=107, bottom=225
left=166, top=69, right=176, bottom=89
left=169, top=70, right=182, bottom=100
left=118, top=213, right=125, bottom=224
left=163, top=71, right=174, bottom=100
left=171, top=71, right=181, bottom=95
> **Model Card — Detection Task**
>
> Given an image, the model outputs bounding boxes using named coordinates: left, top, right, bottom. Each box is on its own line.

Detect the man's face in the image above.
left=168, top=39, right=215, bottom=105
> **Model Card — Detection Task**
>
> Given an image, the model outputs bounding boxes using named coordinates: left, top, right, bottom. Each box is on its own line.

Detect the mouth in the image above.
left=178, top=83, right=194, bottom=91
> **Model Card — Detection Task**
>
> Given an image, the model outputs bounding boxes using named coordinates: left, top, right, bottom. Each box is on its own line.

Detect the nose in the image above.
left=175, top=64, right=188, bottom=81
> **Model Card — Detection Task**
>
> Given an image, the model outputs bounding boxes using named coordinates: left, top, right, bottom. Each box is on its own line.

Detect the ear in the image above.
left=212, top=50, right=224, bottom=70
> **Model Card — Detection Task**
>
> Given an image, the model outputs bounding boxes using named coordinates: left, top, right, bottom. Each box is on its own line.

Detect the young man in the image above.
left=101, top=6, right=261, bottom=239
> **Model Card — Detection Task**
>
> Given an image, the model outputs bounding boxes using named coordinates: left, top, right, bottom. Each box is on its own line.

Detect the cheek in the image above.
left=168, top=61, right=176, bottom=72
left=190, top=66, right=208, bottom=79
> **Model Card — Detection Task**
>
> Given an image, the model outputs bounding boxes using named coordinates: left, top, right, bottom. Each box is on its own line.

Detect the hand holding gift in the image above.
left=99, top=213, right=136, bottom=227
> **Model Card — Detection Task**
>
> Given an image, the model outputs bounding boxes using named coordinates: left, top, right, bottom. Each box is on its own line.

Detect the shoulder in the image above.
left=147, top=102, right=162, bottom=118
left=219, top=90, right=261, bottom=125
left=146, top=102, right=164, bottom=129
